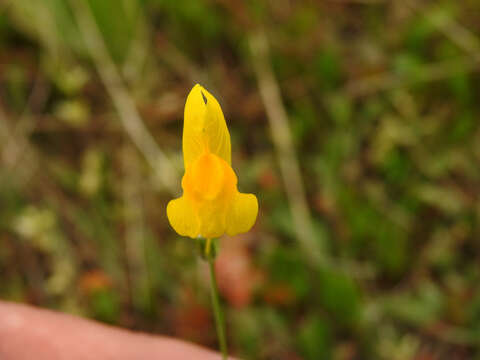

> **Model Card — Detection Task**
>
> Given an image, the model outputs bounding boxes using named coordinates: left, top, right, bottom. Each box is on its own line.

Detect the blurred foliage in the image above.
left=1, top=0, right=480, bottom=359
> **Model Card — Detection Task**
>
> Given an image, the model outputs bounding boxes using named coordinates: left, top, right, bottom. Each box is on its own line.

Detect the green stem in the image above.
left=207, top=255, right=228, bottom=359
left=205, top=237, right=213, bottom=258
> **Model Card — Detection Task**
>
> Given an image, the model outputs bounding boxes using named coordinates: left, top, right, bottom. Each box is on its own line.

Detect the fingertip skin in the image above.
left=0, top=301, right=237, bottom=360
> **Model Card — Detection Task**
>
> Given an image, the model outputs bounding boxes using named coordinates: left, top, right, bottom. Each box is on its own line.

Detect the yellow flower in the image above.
left=167, top=84, right=258, bottom=239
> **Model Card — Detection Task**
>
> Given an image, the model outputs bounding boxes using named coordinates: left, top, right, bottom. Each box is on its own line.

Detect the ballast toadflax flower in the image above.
left=167, top=84, right=258, bottom=239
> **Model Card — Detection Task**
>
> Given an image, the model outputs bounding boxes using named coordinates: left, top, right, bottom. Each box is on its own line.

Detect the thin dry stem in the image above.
left=404, top=0, right=480, bottom=61
left=345, top=56, right=480, bottom=98
left=249, top=29, right=326, bottom=268
left=69, top=0, right=178, bottom=194
left=122, top=144, right=150, bottom=310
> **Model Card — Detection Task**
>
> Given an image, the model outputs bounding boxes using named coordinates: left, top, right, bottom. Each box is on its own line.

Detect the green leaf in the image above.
left=297, top=316, right=332, bottom=360
left=319, top=270, right=361, bottom=327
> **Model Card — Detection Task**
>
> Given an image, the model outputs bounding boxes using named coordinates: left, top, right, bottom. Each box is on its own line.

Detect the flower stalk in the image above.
left=201, top=238, right=228, bottom=359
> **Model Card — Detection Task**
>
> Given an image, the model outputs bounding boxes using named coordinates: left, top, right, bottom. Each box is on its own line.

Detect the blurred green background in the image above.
left=1, top=0, right=480, bottom=359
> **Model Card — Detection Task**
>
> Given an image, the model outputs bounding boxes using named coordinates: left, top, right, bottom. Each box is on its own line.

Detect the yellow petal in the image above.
left=198, top=200, right=229, bottom=239
left=226, top=192, right=258, bottom=236
left=167, top=196, right=200, bottom=238
left=183, top=84, right=231, bottom=169
left=190, top=153, right=225, bottom=200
